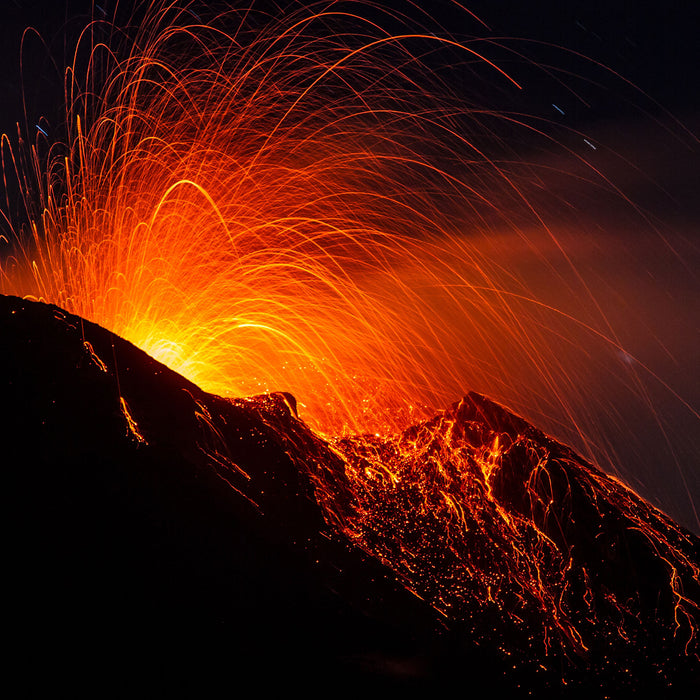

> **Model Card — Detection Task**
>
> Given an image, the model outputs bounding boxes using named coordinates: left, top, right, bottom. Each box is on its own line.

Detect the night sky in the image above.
left=2, top=1, right=698, bottom=135
left=1, top=1, right=698, bottom=531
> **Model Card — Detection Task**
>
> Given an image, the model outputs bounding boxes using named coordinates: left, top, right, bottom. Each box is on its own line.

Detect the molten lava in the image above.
left=1, top=2, right=699, bottom=690
left=325, top=394, right=700, bottom=664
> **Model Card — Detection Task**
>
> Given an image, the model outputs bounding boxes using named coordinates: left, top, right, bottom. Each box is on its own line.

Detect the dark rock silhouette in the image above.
left=2, top=294, right=698, bottom=696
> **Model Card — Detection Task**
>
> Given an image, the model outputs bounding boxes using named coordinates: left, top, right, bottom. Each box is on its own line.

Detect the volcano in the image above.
left=2, top=293, right=698, bottom=696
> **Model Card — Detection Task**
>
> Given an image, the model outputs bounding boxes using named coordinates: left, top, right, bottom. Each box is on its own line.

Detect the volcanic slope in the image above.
left=2, top=294, right=698, bottom=696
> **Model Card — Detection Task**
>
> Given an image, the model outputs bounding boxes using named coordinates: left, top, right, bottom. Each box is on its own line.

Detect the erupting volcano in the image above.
left=1, top=1, right=698, bottom=695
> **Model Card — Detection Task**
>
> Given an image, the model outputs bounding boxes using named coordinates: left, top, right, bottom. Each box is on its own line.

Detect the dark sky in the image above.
left=1, top=1, right=698, bottom=531
left=2, top=0, right=698, bottom=161
left=2, top=1, right=699, bottom=121
left=2, top=1, right=697, bottom=214
left=464, top=1, right=699, bottom=113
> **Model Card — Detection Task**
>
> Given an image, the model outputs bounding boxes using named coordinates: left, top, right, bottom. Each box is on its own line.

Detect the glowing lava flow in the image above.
left=319, top=394, right=700, bottom=668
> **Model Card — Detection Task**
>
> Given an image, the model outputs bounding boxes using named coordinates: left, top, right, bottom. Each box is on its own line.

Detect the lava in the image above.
left=324, top=394, right=700, bottom=664
left=0, top=0, right=699, bottom=690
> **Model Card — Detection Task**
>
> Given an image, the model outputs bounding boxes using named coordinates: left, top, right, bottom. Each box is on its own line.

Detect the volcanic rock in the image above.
left=2, top=294, right=698, bottom=696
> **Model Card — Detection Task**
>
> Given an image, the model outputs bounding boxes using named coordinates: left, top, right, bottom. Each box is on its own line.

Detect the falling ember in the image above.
left=120, top=396, right=147, bottom=444
left=1, top=0, right=699, bottom=679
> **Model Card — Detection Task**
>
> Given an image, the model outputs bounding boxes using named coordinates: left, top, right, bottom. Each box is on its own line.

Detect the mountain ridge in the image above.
left=2, top=293, right=698, bottom=695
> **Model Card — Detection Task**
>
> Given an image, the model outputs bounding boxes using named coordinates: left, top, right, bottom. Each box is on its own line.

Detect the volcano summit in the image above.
left=2, top=294, right=698, bottom=696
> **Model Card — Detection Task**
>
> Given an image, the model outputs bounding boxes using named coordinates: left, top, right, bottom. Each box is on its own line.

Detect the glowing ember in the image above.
left=320, top=394, right=700, bottom=664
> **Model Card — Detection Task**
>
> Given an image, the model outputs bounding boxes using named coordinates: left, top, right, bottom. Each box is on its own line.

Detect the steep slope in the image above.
left=2, top=294, right=698, bottom=695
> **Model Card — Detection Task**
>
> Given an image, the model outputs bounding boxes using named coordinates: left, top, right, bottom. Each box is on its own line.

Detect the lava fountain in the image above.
left=0, top=5, right=697, bottom=525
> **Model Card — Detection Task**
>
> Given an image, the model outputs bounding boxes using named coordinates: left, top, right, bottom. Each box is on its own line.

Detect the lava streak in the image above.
left=320, top=394, right=700, bottom=666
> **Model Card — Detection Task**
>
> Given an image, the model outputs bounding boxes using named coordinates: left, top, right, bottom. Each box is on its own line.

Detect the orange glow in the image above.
left=4, top=8, right=502, bottom=431
left=2, top=2, right=682, bottom=449
left=1, top=3, right=697, bottom=525
left=3, top=2, right=526, bottom=437
left=0, top=2, right=698, bottom=665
